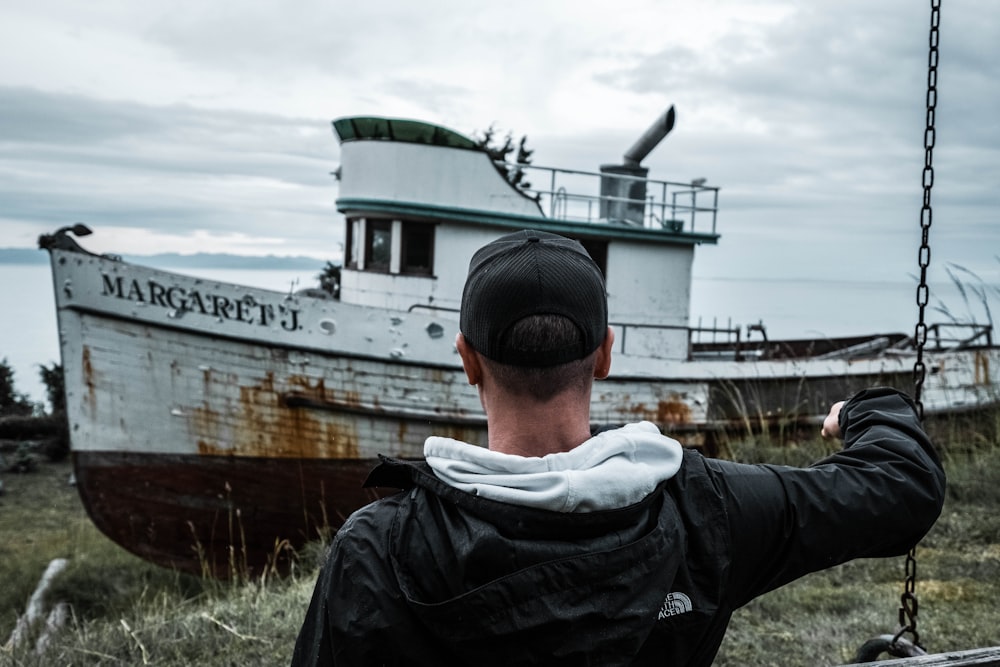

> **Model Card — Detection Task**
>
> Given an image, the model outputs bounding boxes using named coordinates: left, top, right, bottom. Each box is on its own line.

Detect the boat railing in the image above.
left=500, top=162, right=720, bottom=235
left=615, top=319, right=746, bottom=361
left=688, top=322, right=748, bottom=360
left=924, top=322, right=994, bottom=350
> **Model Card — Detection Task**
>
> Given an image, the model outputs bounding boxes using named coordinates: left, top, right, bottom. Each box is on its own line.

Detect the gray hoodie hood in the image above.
left=424, top=421, right=684, bottom=512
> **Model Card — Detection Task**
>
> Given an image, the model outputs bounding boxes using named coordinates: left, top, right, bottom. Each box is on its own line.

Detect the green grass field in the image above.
left=1, top=430, right=998, bottom=666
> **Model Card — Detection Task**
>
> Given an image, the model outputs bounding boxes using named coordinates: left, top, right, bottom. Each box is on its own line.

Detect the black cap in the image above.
left=460, top=230, right=608, bottom=367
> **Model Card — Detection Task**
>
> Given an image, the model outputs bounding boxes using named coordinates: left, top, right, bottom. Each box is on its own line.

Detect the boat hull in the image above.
left=73, top=450, right=389, bottom=575
left=43, top=244, right=1000, bottom=576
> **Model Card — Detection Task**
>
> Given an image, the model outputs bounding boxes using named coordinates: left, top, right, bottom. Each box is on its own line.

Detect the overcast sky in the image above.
left=1, top=0, right=997, bottom=285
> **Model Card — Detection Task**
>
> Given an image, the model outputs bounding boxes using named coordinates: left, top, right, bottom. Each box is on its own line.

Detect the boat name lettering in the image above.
left=99, top=272, right=301, bottom=331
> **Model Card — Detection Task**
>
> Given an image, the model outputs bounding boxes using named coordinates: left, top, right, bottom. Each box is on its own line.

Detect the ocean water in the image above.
left=0, top=263, right=981, bottom=405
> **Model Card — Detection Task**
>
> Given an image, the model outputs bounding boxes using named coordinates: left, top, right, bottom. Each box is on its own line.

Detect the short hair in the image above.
left=478, top=314, right=598, bottom=402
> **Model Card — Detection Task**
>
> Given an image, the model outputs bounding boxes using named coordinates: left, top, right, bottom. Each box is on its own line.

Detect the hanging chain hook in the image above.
left=899, top=0, right=941, bottom=652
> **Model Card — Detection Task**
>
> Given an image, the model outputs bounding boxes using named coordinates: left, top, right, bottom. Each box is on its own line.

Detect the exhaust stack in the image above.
left=600, top=106, right=676, bottom=226
left=623, top=106, right=676, bottom=167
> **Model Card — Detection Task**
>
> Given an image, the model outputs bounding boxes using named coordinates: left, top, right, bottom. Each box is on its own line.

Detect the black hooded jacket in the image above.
left=291, top=388, right=946, bottom=666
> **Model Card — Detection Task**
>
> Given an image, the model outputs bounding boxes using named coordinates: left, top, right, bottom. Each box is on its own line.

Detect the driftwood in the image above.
left=5, top=558, right=69, bottom=651
left=34, top=602, right=70, bottom=655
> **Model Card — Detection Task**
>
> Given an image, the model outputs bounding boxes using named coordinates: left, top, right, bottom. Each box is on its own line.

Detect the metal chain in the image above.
left=913, top=0, right=941, bottom=416
left=897, top=0, right=941, bottom=651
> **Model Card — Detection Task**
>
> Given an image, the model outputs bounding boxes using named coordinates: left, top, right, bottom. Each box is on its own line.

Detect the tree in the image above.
left=317, top=262, right=341, bottom=299
left=0, top=358, right=33, bottom=418
left=38, top=362, right=69, bottom=461
left=38, top=362, right=66, bottom=415
left=474, top=125, right=535, bottom=194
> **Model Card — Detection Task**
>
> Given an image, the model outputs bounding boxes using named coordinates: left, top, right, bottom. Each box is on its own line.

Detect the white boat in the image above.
left=40, top=109, right=999, bottom=575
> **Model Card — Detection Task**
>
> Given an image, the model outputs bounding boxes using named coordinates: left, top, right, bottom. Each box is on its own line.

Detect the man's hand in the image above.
left=821, top=401, right=845, bottom=439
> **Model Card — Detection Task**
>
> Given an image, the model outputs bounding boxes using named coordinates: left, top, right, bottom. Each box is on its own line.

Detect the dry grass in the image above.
left=1, top=440, right=998, bottom=666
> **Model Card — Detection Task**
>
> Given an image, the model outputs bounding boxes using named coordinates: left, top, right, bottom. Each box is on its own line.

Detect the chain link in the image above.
left=894, top=549, right=921, bottom=647
left=898, top=0, right=941, bottom=651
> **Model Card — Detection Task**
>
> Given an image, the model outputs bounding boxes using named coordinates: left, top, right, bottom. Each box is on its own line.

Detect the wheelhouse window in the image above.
left=345, top=217, right=436, bottom=276
left=365, top=220, right=392, bottom=272
left=401, top=223, right=434, bottom=275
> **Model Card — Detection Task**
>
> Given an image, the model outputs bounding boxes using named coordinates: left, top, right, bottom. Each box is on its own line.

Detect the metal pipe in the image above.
left=623, top=106, right=676, bottom=166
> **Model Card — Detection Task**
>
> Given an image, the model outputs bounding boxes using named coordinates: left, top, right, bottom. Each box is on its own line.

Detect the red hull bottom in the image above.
left=73, top=451, right=393, bottom=577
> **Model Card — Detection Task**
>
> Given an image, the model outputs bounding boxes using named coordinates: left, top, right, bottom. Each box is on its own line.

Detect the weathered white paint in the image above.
left=50, top=248, right=1000, bottom=464
left=605, top=239, right=693, bottom=327
left=339, top=141, right=544, bottom=217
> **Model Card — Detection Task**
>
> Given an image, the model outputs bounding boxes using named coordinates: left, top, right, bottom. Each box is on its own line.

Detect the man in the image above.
left=292, top=229, right=946, bottom=666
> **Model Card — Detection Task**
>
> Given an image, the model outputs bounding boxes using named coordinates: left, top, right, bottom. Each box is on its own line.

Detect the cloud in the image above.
left=0, top=86, right=341, bottom=255
left=0, top=0, right=996, bottom=281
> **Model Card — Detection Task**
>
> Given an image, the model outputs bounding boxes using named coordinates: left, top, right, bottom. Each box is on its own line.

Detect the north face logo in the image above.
left=657, top=592, right=693, bottom=620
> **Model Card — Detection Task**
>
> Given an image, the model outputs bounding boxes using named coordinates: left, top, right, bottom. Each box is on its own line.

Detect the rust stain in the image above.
left=82, top=345, right=97, bottom=416
left=190, top=406, right=223, bottom=445
left=193, top=373, right=360, bottom=460
left=656, top=399, right=693, bottom=425
left=975, top=351, right=990, bottom=385
left=287, top=373, right=323, bottom=393
left=619, top=395, right=693, bottom=426
left=343, top=390, right=361, bottom=409
left=441, top=425, right=486, bottom=446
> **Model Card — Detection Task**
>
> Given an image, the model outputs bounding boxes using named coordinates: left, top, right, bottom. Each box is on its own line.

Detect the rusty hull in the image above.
left=73, top=450, right=395, bottom=577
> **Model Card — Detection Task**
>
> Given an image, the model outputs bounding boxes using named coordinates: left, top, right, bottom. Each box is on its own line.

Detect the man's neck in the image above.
left=484, top=392, right=593, bottom=457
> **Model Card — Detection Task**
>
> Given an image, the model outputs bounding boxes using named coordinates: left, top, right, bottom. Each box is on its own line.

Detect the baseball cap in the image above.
left=460, top=229, right=608, bottom=367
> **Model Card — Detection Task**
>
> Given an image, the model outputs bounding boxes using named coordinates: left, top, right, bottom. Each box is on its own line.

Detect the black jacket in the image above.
left=292, top=387, right=945, bottom=666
